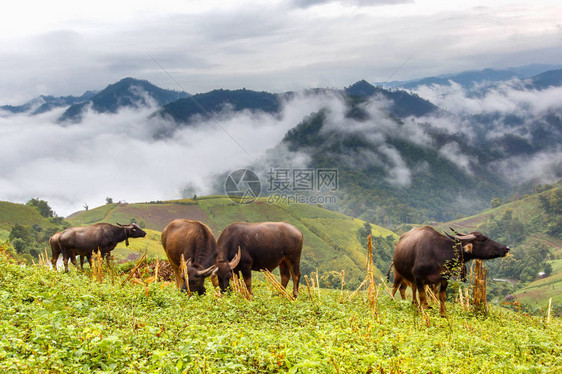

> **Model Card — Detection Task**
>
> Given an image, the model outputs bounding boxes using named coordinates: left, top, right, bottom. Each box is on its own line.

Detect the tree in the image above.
left=26, top=198, right=54, bottom=218
left=106, top=197, right=114, bottom=204
left=83, top=203, right=89, bottom=211
left=490, top=198, right=501, bottom=209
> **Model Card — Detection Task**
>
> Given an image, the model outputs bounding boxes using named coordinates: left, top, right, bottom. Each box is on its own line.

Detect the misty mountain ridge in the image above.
left=2, top=66, right=562, bottom=227
left=0, top=91, right=97, bottom=116
left=58, top=77, right=190, bottom=123
left=380, top=64, right=562, bottom=90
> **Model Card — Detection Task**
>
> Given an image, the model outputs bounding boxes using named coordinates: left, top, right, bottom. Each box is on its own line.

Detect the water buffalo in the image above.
left=50, top=231, right=87, bottom=270
left=215, top=222, right=303, bottom=298
left=161, top=219, right=218, bottom=295
left=57, top=223, right=146, bottom=271
left=392, top=226, right=509, bottom=315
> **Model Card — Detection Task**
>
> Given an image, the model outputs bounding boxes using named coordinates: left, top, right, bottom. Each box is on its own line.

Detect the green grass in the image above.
left=0, top=255, right=560, bottom=373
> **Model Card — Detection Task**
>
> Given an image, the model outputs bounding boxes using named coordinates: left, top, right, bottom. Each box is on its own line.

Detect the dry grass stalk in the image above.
left=547, top=297, right=552, bottom=324
left=121, top=253, right=147, bottom=287
left=91, top=249, right=104, bottom=283
left=426, top=286, right=438, bottom=303
left=304, top=275, right=316, bottom=301
left=154, top=257, right=159, bottom=282
left=261, top=269, right=295, bottom=301
left=231, top=272, right=252, bottom=300
left=315, top=270, right=321, bottom=298
left=347, top=277, right=369, bottom=301
left=470, top=260, right=488, bottom=314
left=379, top=276, right=395, bottom=300
left=180, top=254, right=191, bottom=297
left=338, top=270, right=345, bottom=303
left=330, top=357, right=341, bottom=374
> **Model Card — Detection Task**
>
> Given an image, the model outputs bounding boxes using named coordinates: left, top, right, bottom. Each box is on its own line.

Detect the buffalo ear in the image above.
left=462, top=243, right=473, bottom=253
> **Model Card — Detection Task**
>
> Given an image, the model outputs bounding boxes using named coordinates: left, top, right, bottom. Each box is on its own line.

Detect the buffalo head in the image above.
left=445, top=231, right=510, bottom=259
left=181, top=259, right=217, bottom=295
left=215, top=247, right=242, bottom=293
left=118, top=223, right=147, bottom=238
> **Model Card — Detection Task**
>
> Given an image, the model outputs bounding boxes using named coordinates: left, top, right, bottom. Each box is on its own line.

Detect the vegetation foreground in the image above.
left=0, top=254, right=560, bottom=373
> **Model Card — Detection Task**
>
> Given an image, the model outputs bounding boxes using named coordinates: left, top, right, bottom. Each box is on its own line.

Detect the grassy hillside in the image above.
left=435, top=183, right=562, bottom=309
left=0, top=251, right=559, bottom=373
left=0, top=201, right=55, bottom=232
left=67, top=196, right=398, bottom=286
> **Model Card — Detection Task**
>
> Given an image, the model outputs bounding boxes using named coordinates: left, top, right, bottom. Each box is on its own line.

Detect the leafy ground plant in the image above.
left=0, top=253, right=560, bottom=373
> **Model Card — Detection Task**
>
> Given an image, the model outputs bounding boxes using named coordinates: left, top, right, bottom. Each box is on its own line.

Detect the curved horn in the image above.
left=449, top=227, right=466, bottom=236
left=196, top=264, right=218, bottom=277
left=116, top=223, right=123, bottom=227
left=446, top=232, right=476, bottom=241
left=228, top=246, right=242, bottom=269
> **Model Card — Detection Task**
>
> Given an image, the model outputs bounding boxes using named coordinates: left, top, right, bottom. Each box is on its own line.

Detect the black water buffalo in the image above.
left=392, top=226, right=509, bottom=315
left=161, top=219, right=218, bottom=295
left=56, top=223, right=146, bottom=271
left=215, top=222, right=303, bottom=298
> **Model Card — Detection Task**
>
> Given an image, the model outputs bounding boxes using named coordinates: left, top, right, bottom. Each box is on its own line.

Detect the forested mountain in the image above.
left=58, top=78, right=189, bottom=123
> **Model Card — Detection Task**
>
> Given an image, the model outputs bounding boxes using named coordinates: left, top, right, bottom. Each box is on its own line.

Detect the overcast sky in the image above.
left=1, top=0, right=561, bottom=103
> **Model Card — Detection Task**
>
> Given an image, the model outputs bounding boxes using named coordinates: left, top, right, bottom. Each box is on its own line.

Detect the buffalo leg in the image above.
left=416, top=280, right=430, bottom=310
left=279, top=261, right=291, bottom=288
left=439, top=279, right=448, bottom=316
left=50, top=250, right=60, bottom=270
left=241, top=269, right=252, bottom=294
left=411, top=283, right=418, bottom=305
left=286, top=260, right=301, bottom=298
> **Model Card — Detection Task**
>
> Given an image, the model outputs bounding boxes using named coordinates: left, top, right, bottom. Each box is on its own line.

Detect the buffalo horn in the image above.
left=445, top=232, right=476, bottom=241
left=228, top=246, right=242, bottom=269
left=116, top=223, right=123, bottom=227
left=449, top=227, right=467, bottom=236
left=196, top=264, right=218, bottom=277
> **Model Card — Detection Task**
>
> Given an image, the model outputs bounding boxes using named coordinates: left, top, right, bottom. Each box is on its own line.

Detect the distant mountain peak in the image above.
left=58, top=77, right=189, bottom=123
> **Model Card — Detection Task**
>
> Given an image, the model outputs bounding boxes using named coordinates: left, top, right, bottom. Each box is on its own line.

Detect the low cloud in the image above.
left=0, top=93, right=323, bottom=216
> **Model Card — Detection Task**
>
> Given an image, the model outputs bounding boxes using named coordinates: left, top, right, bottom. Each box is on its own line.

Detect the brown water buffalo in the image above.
left=215, top=222, right=303, bottom=298
left=161, top=219, right=218, bottom=295
left=392, top=226, right=509, bottom=315
left=57, top=223, right=146, bottom=271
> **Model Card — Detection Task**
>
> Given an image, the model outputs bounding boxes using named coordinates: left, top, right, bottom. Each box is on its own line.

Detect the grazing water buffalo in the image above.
left=392, top=226, right=509, bottom=315
left=161, top=219, right=218, bottom=295
left=56, top=223, right=146, bottom=271
left=215, top=222, right=303, bottom=298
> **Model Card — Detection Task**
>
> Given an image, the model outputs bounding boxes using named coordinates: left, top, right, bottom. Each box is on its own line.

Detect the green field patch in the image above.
left=0, top=257, right=559, bottom=373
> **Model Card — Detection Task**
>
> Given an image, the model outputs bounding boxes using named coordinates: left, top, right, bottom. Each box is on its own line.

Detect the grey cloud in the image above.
left=291, top=0, right=412, bottom=8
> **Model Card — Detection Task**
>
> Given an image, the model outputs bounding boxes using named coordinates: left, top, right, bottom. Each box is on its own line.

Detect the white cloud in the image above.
left=0, top=92, right=325, bottom=216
